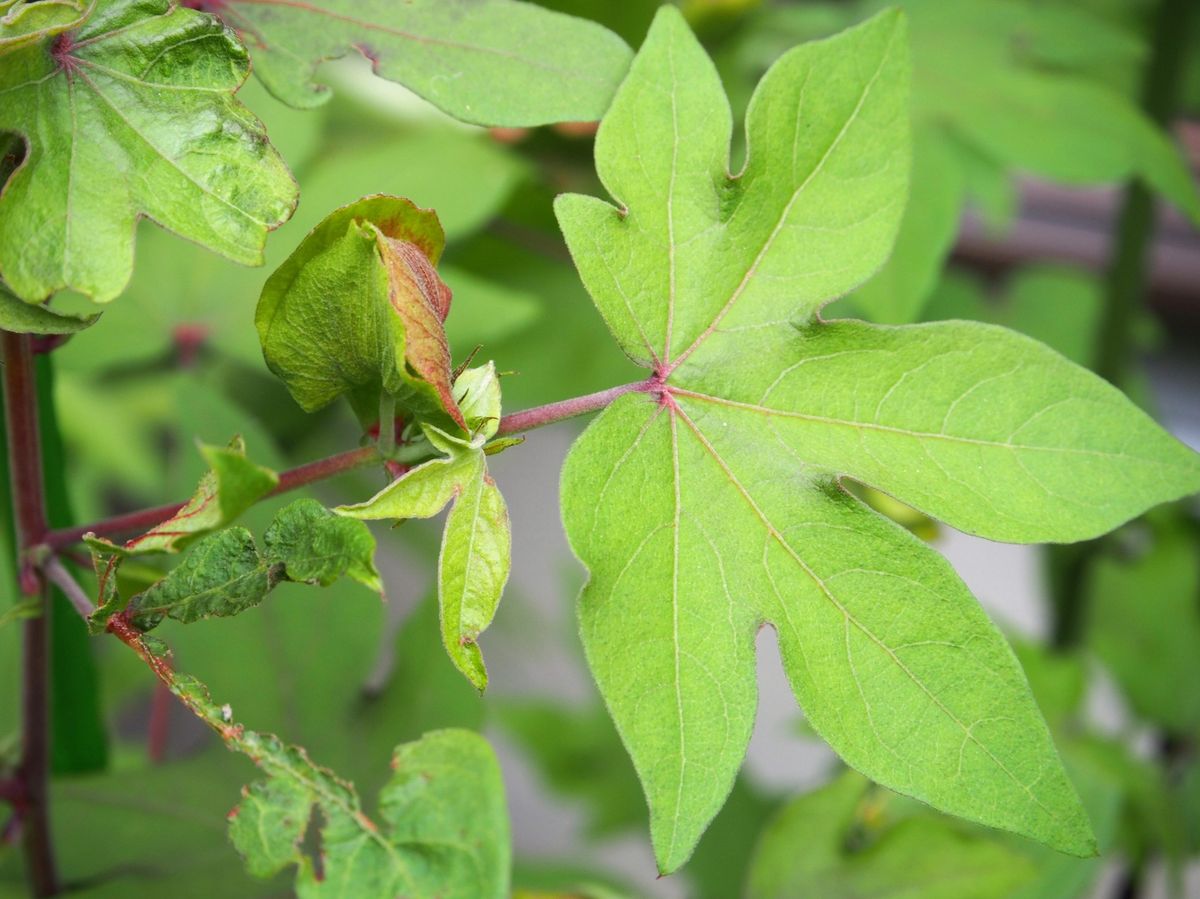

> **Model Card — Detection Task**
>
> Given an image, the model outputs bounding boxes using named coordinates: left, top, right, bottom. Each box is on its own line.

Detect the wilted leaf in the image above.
left=0, top=0, right=297, bottom=302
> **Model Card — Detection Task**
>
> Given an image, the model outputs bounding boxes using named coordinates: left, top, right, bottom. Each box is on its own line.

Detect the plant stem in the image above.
left=1, top=331, right=57, bottom=897
left=43, top=445, right=382, bottom=549
left=1049, top=0, right=1193, bottom=651
left=378, top=393, right=396, bottom=458
left=496, top=379, right=654, bottom=436
left=42, top=557, right=94, bottom=618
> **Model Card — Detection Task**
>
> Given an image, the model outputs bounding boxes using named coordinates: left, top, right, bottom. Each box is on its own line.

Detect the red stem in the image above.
left=44, top=445, right=381, bottom=548
left=1, top=331, right=57, bottom=897
left=495, top=379, right=655, bottom=436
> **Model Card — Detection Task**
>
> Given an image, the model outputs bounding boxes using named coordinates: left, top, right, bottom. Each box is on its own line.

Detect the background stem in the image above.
left=1, top=331, right=57, bottom=897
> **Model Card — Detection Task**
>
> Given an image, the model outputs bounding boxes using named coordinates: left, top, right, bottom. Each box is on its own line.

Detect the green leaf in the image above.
left=86, top=435, right=278, bottom=557
left=256, top=195, right=465, bottom=431
left=0, top=0, right=297, bottom=302
left=0, top=0, right=93, bottom=54
left=107, top=499, right=379, bottom=630
left=205, top=0, right=631, bottom=125
left=0, top=283, right=98, bottom=333
left=555, top=7, right=1200, bottom=871
left=156, top=670, right=511, bottom=898
left=1087, top=520, right=1200, bottom=733
left=746, top=772, right=1035, bottom=899
left=338, top=365, right=510, bottom=690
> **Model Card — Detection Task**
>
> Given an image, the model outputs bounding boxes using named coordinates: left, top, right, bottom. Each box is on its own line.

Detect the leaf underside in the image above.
left=0, top=0, right=297, bottom=302
left=208, top=0, right=633, bottom=126
left=557, top=6, right=1200, bottom=874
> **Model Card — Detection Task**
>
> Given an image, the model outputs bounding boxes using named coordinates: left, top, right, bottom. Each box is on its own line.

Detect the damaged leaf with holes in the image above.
left=257, top=195, right=467, bottom=434
left=161, top=673, right=511, bottom=898
left=556, top=6, right=1200, bottom=873
left=338, top=363, right=511, bottom=692
left=0, top=0, right=297, bottom=302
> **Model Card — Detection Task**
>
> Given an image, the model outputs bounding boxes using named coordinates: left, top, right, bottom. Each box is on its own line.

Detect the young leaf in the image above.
left=556, top=7, right=1198, bottom=871
left=0, top=283, right=98, bottom=334
left=337, top=364, right=511, bottom=691
left=0, top=0, right=297, bottom=302
left=256, top=195, right=465, bottom=431
left=94, top=499, right=380, bottom=631
left=87, top=436, right=278, bottom=557
left=746, top=772, right=1035, bottom=899
left=163, top=672, right=511, bottom=899
left=195, top=0, right=632, bottom=126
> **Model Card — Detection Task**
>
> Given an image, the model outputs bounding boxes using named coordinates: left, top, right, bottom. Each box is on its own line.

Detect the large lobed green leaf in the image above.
left=198, top=0, right=632, bottom=125
left=556, top=6, right=1200, bottom=874
left=0, top=0, right=297, bottom=302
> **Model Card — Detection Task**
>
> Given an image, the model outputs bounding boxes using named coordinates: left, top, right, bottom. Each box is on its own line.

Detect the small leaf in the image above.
left=131, top=527, right=270, bottom=629
left=0, top=283, right=98, bottom=334
left=119, top=499, right=379, bottom=630
left=338, top=366, right=511, bottom=690
left=438, top=464, right=510, bottom=690
left=746, top=772, right=1035, bottom=899
left=263, top=498, right=382, bottom=594
left=86, top=436, right=278, bottom=557
left=0, top=0, right=297, bottom=302
left=256, top=195, right=465, bottom=431
left=201, top=0, right=632, bottom=125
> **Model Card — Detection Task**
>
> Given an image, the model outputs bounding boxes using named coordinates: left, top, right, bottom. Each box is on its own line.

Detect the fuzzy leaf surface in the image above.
left=556, top=6, right=1198, bottom=872
left=338, top=364, right=510, bottom=690
left=256, top=195, right=465, bottom=431
left=205, top=0, right=632, bottom=125
left=0, top=0, right=297, bottom=302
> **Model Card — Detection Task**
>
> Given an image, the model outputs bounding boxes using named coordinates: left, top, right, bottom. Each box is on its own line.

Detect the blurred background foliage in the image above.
left=2, top=0, right=1200, bottom=896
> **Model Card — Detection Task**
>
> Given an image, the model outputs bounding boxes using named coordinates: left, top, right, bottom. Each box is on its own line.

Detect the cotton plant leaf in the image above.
left=745, top=772, right=1036, bottom=899
left=85, top=436, right=278, bottom=558
left=0, top=283, right=98, bottom=333
left=556, top=7, right=1200, bottom=873
left=0, top=0, right=93, bottom=54
left=338, top=364, right=510, bottom=691
left=193, top=0, right=632, bottom=126
left=89, top=499, right=379, bottom=632
left=0, top=0, right=297, bottom=303
left=153, top=671, right=511, bottom=899
left=256, top=195, right=467, bottom=432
